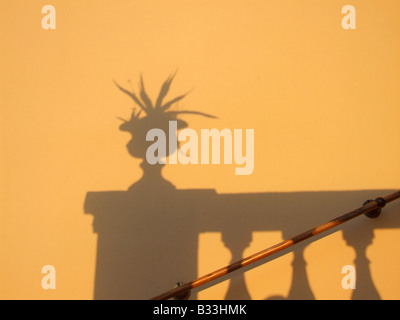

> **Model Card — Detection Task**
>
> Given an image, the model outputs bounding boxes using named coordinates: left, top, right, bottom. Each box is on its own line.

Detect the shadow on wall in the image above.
left=85, top=184, right=400, bottom=300
left=84, top=75, right=400, bottom=300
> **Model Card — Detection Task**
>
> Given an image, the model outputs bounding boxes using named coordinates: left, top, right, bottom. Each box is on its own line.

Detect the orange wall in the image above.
left=1, top=1, right=400, bottom=299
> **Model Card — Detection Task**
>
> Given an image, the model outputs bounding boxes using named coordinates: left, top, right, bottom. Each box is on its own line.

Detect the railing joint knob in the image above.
left=363, top=198, right=385, bottom=219
left=172, top=282, right=191, bottom=300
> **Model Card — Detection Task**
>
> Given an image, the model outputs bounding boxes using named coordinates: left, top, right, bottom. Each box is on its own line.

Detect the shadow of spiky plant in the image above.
left=115, top=73, right=216, bottom=159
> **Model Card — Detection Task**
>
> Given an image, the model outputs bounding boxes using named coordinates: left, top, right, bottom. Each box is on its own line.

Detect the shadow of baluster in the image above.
left=342, top=227, right=381, bottom=300
left=222, top=231, right=252, bottom=300
left=287, top=245, right=315, bottom=300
